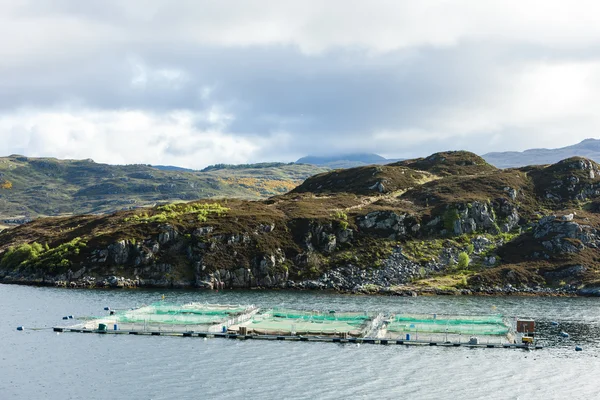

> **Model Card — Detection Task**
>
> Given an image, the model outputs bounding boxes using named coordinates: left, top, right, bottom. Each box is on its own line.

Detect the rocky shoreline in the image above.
left=0, top=274, right=592, bottom=297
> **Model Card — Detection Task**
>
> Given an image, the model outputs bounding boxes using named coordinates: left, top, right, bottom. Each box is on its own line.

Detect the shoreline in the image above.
left=0, top=277, right=588, bottom=297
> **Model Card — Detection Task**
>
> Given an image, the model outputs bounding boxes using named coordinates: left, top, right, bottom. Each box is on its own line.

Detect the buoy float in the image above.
left=16, top=326, right=24, bottom=331
left=68, top=315, right=74, bottom=319
left=575, top=346, right=583, bottom=351
left=560, top=331, right=569, bottom=338
left=551, top=321, right=559, bottom=326
left=104, top=307, right=110, bottom=311
left=62, top=316, right=69, bottom=320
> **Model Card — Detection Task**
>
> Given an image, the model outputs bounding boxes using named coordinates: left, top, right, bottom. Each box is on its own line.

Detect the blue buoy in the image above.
left=62, top=316, right=69, bottom=320
left=560, top=331, right=569, bottom=338
left=551, top=321, right=559, bottom=326
left=16, top=326, right=24, bottom=331
left=68, top=315, right=74, bottom=319
left=575, top=346, right=583, bottom=351
left=104, top=307, right=110, bottom=311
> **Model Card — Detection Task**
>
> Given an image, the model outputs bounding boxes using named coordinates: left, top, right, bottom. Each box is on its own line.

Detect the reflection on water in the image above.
left=1, top=284, right=599, bottom=399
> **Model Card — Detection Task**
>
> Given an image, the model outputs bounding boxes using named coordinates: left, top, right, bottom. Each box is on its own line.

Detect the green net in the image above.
left=387, top=314, right=509, bottom=336
left=393, top=313, right=504, bottom=325
left=244, top=309, right=377, bottom=335
left=148, top=303, right=249, bottom=316
left=111, top=302, right=254, bottom=326
left=271, top=308, right=372, bottom=323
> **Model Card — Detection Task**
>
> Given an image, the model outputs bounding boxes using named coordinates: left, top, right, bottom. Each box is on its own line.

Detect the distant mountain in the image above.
left=483, top=138, right=600, bottom=168
left=152, top=165, right=196, bottom=172
left=296, top=153, right=403, bottom=168
left=201, top=162, right=290, bottom=172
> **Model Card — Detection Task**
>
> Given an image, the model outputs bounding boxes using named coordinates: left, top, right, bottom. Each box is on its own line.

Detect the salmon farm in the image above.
left=52, top=302, right=541, bottom=349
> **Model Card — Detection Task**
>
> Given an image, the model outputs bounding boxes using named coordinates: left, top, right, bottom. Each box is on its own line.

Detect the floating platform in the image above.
left=51, top=326, right=541, bottom=349
left=52, top=303, right=542, bottom=350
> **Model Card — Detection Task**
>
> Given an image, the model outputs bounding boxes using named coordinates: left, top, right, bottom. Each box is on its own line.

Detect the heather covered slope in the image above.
left=2, top=151, right=600, bottom=295
left=290, top=165, right=436, bottom=195
left=393, top=151, right=497, bottom=176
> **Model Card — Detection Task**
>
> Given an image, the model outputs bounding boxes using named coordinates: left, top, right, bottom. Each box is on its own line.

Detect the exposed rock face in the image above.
left=357, top=211, right=410, bottom=239
left=191, top=250, right=289, bottom=290
left=292, top=248, right=443, bottom=291
left=368, top=181, right=385, bottom=193
left=504, top=187, right=518, bottom=200
left=539, top=158, right=600, bottom=202
left=158, top=224, right=178, bottom=245
left=417, top=199, right=522, bottom=237
left=294, top=220, right=339, bottom=253
left=193, top=226, right=214, bottom=236
left=107, top=240, right=131, bottom=264
left=533, top=215, right=599, bottom=254
left=570, top=158, right=599, bottom=179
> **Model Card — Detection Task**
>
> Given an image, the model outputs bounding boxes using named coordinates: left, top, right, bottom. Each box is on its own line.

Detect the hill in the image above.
left=296, top=153, right=403, bottom=168
left=483, top=138, right=600, bottom=168
left=2, top=151, right=600, bottom=296
left=0, top=156, right=326, bottom=222
left=151, top=165, right=196, bottom=172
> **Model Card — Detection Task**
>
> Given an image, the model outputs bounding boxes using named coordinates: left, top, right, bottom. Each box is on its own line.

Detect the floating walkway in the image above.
left=52, top=302, right=542, bottom=350
left=51, top=327, right=541, bottom=349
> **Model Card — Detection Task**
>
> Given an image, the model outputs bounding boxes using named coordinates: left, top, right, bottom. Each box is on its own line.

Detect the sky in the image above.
left=1, top=0, right=600, bottom=169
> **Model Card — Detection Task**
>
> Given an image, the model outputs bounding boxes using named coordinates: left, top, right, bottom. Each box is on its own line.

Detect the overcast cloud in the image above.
left=1, top=0, right=600, bottom=168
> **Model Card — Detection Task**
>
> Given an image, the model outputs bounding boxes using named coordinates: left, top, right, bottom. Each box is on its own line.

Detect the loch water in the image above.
left=1, top=283, right=599, bottom=399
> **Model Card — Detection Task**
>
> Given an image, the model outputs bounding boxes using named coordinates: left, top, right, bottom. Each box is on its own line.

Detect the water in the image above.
left=1, top=284, right=599, bottom=399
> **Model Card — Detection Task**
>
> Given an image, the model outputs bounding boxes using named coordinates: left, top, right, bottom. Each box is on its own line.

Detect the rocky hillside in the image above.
left=2, top=151, right=600, bottom=296
left=0, top=156, right=326, bottom=222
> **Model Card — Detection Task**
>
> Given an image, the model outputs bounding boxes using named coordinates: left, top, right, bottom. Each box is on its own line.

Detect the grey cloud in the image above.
left=2, top=1, right=600, bottom=164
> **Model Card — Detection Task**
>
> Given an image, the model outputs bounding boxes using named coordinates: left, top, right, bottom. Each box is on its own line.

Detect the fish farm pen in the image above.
left=52, top=302, right=541, bottom=350
left=82, top=302, right=259, bottom=333
left=232, top=308, right=383, bottom=337
left=381, top=313, right=513, bottom=345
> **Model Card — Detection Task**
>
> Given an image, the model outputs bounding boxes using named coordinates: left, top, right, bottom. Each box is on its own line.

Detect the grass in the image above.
left=124, top=202, right=230, bottom=223
left=0, top=237, right=87, bottom=273
left=412, top=272, right=474, bottom=291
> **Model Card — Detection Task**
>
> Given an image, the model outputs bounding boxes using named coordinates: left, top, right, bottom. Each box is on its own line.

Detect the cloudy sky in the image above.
left=1, top=0, right=600, bottom=168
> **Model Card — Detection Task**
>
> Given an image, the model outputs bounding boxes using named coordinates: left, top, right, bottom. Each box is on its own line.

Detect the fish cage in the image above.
left=232, top=308, right=383, bottom=337
left=82, top=302, right=258, bottom=332
left=381, top=313, right=512, bottom=344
